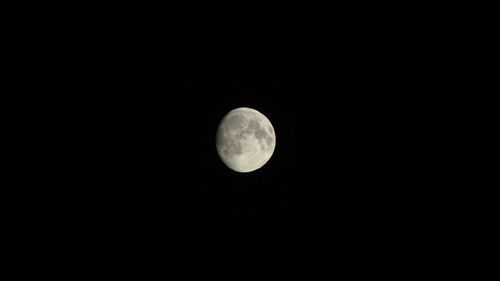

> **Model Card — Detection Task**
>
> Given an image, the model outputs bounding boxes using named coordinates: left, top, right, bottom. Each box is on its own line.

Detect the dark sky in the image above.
left=7, top=4, right=497, bottom=280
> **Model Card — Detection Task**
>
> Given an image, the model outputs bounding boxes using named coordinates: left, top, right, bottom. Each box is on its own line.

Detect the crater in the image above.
left=247, top=118, right=269, bottom=141
left=217, top=130, right=243, bottom=158
left=225, top=113, right=246, bottom=131
left=267, top=126, right=274, bottom=135
left=265, top=136, right=273, bottom=146
left=222, top=137, right=242, bottom=157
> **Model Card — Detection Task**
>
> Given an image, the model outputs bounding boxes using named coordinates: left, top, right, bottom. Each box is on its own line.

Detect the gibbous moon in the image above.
left=216, top=107, right=276, bottom=173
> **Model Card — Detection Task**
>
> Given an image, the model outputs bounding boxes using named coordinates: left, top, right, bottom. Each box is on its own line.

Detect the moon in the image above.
left=216, top=107, right=276, bottom=173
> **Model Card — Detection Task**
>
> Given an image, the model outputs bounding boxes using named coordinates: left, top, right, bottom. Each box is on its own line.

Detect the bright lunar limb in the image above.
left=216, top=107, right=276, bottom=173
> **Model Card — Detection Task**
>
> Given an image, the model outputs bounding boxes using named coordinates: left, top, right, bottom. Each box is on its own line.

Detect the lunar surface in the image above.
left=216, top=107, right=276, bottom=173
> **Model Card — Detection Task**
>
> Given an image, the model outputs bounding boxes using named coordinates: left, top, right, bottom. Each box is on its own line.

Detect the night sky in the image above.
left=8, top=4, right=497, bottom=280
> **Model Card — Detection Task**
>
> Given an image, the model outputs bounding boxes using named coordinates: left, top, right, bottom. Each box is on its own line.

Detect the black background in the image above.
left=7, top=3, right=498, bottom=280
